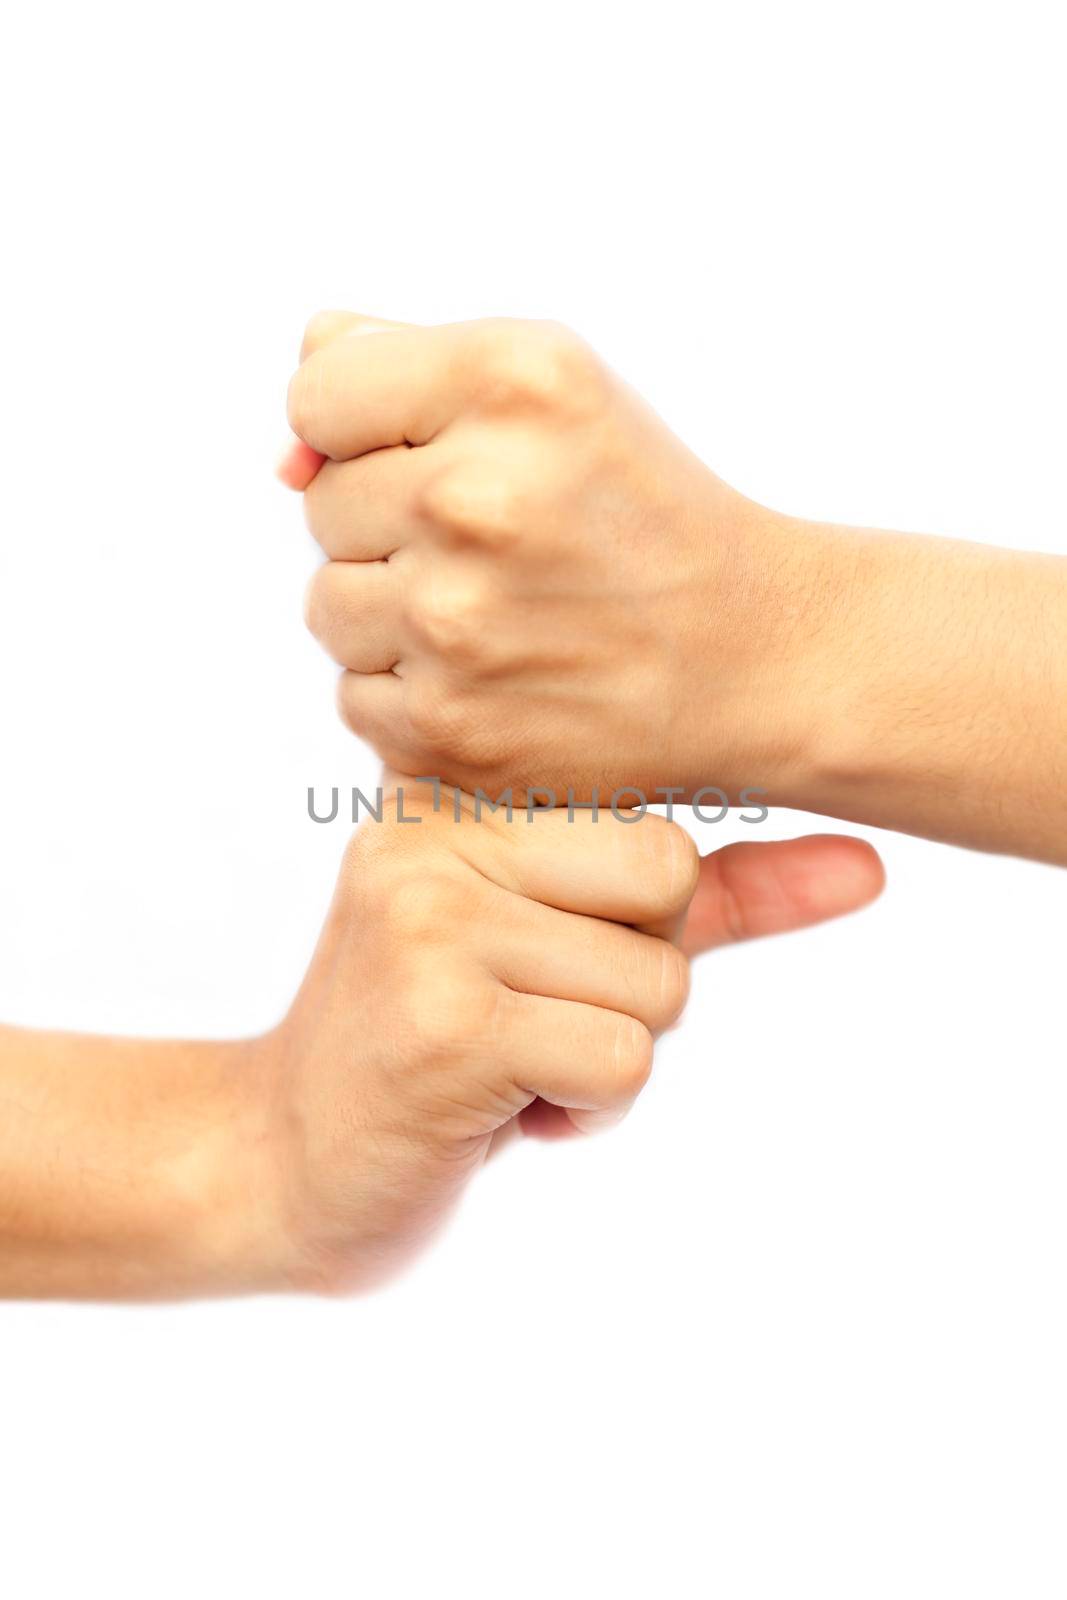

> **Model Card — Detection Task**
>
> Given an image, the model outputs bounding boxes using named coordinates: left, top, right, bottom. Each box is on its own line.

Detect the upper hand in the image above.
left=283, top=310, right=825, bottom=803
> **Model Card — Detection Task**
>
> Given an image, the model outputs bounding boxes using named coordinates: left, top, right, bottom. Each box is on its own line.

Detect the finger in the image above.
left=498, top=989, right=654, bottom=1136
left=278, top=312, right=414, bottom=490
left=299, top=308, right=413, bottom=362
left=277, top=437, right=327, bottom=491
left=287, top=322, right=483, bottom=460
left=682, top=835, right=885, bottom=957
left=485, top=894, right=690, bottom=1036
left=304, top=561, right=401, bottom=674
left=452, top=803, right=701, bottom=933
left=336, top=670, right=416, bottom=766
left=303, top=447, right=429, bottom=560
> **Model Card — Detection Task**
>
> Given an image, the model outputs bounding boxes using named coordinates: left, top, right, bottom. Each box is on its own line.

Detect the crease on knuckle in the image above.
left=625, top=817, right=700, bottom=920
left=715, top=848, right=758, bottom=944
left=656, top=942, right=691, bottom=1027
left=658, top=821, right=701, bottom=917
left=611, top=1014, right=654, bottom=1099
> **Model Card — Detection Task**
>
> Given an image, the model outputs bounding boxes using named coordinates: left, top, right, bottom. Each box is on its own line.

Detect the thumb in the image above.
left=682, top=834, right=885, bottom=957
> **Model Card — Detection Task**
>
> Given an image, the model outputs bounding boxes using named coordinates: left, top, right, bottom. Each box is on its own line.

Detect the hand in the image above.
left=282, top=311, right=1067, bottom=865
left=0, top=785, right=881, bottom=1299
left=252, top=787, right=882, bottom=1293
left=282, top=311, right=835, bottom=804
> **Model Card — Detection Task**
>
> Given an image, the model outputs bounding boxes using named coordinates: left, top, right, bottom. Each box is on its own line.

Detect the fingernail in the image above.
left=275, top=438, right=326, bottom=490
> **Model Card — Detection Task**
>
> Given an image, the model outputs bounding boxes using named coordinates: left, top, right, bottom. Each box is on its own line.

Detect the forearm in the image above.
left=0, top=1025, right=286, bottom=1299
left=775, top=519, right=1067, bottom=863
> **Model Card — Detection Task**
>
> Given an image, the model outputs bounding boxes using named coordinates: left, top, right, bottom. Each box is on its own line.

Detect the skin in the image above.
left=0, top=787, right=883, bottom=1299
left=282, top=311, right=1067, bottom=866
left=1, top=314, right=888, bottom=1300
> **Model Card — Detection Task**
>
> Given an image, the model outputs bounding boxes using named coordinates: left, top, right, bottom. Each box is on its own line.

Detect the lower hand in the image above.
left=249, top=789, right=882, bottom=1293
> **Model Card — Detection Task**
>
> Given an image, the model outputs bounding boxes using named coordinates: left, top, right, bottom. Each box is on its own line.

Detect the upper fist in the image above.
left=287, top=311, right=807, bottom=804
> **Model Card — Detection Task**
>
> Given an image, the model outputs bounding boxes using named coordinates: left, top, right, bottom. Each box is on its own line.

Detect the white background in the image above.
left=1, top=3, right=1064, bottom=1595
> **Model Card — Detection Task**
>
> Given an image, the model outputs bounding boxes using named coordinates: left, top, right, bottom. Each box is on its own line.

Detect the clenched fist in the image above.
left=271, top=785, right=693, bottom=1289
left=265, top=787, right=881, bottom=1292
left=0, top=774, right=882, bottom=1299
left=283, top=311, right=835, bottom=804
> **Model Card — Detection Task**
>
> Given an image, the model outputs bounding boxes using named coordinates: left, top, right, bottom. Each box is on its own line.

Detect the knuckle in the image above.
left=644, top=819, right=701, bottom=917
left=302, top=564, right=333, bottom=640
left=300, top=309, right=341, bottom=359
left=611, top=1015, right=654, bottom=1099
left=665, top=821, right=702, bottom=911
left=343, top=813, right=462, bottom=911
left=286, top=355, right=324, bottom=445
left=420, top=466, right=521, bottom=548
left=404, top=678, right=508, bottom=771
left=384, top=871, right=464, bottom=941
left=338, top=822, right=374, bottom=888
left=335, top=670, right=362, bottom=734
left=406, top=578, right=489, bottom=663
left=339, top=806, right=391, bottom=865
left=480, top=319, right=601, bottom=411
left=286, top=348, right=335, bottom=448
left=335, top=672, right=391, bottom=746
left=406, top=678, right=472, bottom=751
left=655, top=942, right=691, bottom=1027
left=417, top=471, right=461, bottom=529
left=409, top=983, right=470, bottom=1065
left=300, top=461, right=334, bottom=546
left=402, top=966, right=500, bottom=1073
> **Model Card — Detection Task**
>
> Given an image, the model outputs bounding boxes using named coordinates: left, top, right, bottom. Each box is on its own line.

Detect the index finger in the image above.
left=299, top=309, right=413, bottom=361
left=458, top=796, right=700, bottom=939
left=278, top=311, right=417, bottom=489
left=286, top=322, right=481, bottom=460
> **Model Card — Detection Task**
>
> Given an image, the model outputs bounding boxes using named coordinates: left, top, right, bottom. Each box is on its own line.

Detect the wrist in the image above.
left=739, top=510, right=946, bottom=823
left=686, top=501, right=864, bottom=809
left=176, top=1031, right=308, bottom=1296
left=761, top=511, right=890, bottom=811
left=218, top=1020, right=386, bottom=1298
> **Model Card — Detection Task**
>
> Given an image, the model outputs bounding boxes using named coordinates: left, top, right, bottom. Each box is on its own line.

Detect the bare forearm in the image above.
left=0, top=1026, right=283, bottom=1299
left=778, top=522, right=1067, bottom=863
left=281, top=310, right=1067, bottom=867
